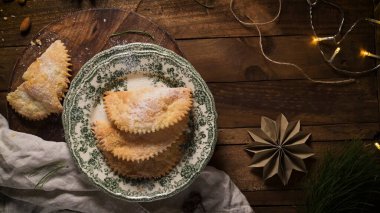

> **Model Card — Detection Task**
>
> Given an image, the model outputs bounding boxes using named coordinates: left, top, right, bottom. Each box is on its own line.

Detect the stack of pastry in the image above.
left=92, top=87, right=192, bottom=179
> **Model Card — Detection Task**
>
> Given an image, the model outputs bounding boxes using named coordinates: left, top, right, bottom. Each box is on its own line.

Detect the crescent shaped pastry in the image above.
left=103, top=87, right=192, bottom=134
left=7, top=40, right=71, bottom=120
left=6, top=82, right=56, bottom=120
left=92, top=117, right=188, bottom=162
left=22, top=74, right=63, bottom=113
left=22, top=40, right=71, bottom=100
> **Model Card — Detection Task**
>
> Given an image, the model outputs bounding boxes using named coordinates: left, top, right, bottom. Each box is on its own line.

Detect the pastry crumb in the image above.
left=35, top=39, right=42, bottom=46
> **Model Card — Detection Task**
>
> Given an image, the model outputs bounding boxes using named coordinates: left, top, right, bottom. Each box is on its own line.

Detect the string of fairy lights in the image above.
left=230, top=0, right=380, bottom=84
left=230, top=0, right=380, bottom=149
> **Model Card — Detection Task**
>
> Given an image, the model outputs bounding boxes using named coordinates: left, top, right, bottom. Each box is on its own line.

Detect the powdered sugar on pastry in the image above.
left=7, top=40, right=71, bottom=120
left=22, top=40, right=71, bottom=100
left=104, top=87, right=192, bottom=134
left=6, top=83, right=56, bottom=120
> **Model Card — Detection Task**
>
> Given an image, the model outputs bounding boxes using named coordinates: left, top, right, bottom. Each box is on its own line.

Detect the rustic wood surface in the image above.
left=1, top=0, right=379, bottom=212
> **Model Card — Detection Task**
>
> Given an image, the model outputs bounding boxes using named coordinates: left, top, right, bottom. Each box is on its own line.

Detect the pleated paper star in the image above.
left=246, top=114, right=314, bottom=185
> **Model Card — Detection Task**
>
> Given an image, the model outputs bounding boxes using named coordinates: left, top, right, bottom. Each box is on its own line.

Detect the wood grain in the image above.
left=243, top=190, right=304, bottom=206
left=8, top=9, right=182, bottom=141
left=209, top=142, right=344, bottom=191
left=218, top=123, right=379, bottom=145
left=137, top=0, right=373, bottom=39
left=0, top=0, right=141, bottom=47
left=6, top=70, right=380, bottom=142
left=7, top=75, right=378, bottom=141
left=0, top=0, right=374, bottom=47
left=0, top=92, right=7, bottom=119
left=375, top=1, right=380, bottom=127
left=0, top=47, right=24, bottom=91
left=254, top=206, right=299, bottom=213
left=178, top=34, right=376, bottom=82
left=1, top=85, right=376, bottom=143
left=1, top=33, right=376, bottom=90
left=208, top=76, right=379, bottom=128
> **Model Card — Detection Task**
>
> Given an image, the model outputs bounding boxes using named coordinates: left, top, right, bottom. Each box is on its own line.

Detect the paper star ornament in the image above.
left=246, top=114, right=314, bottom=185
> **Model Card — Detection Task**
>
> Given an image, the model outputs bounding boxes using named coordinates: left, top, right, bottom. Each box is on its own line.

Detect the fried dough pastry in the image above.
left=98, top=138, right=184, bottom=179
left=23, top=74, right=63, bottom=112
left=7, top=83, right=54, bottom=120
left=104, top=87, right=192, bottom=134
left=7, top=40, right=71, bottom=120
left=22, top=40, right=71, bottom=99
left=93, top=117, right=188, bottom=161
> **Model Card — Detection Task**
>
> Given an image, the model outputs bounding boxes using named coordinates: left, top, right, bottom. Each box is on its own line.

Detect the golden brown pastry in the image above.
left=7, top=40, right=71, bottom=120
left=103, top=87, right=192, bottom=134
left=98, top=137, right=184, bottom=179
left=6, top=82, right=56, bottom=120
left=93, top=117, right=188, bottom=162
left=22, top=40, right=71, bottom=100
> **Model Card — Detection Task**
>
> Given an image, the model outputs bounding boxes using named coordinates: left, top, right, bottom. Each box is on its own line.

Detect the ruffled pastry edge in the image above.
left=103, top=89, right=193, bottom=134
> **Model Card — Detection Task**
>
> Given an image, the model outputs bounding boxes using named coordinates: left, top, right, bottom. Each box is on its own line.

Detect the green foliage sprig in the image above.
left=110, top=30, right=155, bottom=40
left=305, top=140, right=380, bottom=213
left=28, top=161, right=67, bottom=190
left=193, top=0, right=215, bottom=9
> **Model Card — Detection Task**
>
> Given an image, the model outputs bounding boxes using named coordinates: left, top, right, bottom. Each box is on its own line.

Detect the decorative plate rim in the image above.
left=62, top=42, right=218, bottom=202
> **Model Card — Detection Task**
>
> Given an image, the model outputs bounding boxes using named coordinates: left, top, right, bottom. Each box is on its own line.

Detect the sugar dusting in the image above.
left=128, top=88, right=181, bottom=125
left=91, top=73, right=179, bottom=127
left=91, top=101, right=111, bottom=125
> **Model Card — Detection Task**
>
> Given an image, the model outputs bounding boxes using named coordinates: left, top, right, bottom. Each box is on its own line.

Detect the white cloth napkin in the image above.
left=0, top=114, right=253, bottom=213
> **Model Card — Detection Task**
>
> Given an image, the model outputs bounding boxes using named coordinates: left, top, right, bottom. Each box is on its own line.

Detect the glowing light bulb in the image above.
left=360, top=49, right=370, bottom=57
left=311, top=36, right=335, bottom=45
left=311, top=36, right=319, bottom=45
left=375, top=142, right=380, bottom=151
left=359, top=49, right=380, bottom=59
left=366, top=18, right=380, bottom=25
left=328, top=47, right=341, bottom=62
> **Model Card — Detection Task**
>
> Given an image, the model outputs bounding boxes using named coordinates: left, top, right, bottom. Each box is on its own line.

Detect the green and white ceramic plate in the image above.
left=62, top=43, right=217, bottom=202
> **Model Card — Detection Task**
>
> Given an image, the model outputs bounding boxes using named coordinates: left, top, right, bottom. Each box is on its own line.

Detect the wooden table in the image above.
left=0, top=0, right=379, bottom=212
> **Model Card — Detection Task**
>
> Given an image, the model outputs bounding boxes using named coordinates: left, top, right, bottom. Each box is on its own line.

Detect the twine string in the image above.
left=309, top=1, right=380, bottom=76
left=230, top=0, right=380, bottom=84
left=253, top=22, right=354, bottom=84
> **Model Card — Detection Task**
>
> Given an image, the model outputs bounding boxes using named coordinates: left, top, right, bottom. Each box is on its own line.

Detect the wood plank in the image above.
left=218, top=123, right=379, bottom=145
left=0, top=0, right=374, bottom=47
left=243, top=190, right=304, bottom=206
left=375, top=1, right=380, bottom=128
left=254, top=206, right=300, bottom=213
left=0, top=0, right=141, bottom=47
left=0, top=92, right=7, bottom=119
left=0, top=32, right=376, bottom=92
left=0, top=46, right=24, bottom=91
left=208, top=76, right=379, bottom=128
left=178, top=34, right=375, bottom=82
left=3, top=77, right=378, bottom=140
left=0, top=193, right=9, bottom=213
left=137, top=0, right=373, bottom=39
left=209, top=142, right=344, bottom=191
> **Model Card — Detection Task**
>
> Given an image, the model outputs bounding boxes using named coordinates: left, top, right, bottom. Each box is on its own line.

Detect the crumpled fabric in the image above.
left=0, top=113, right=253, bottom=213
